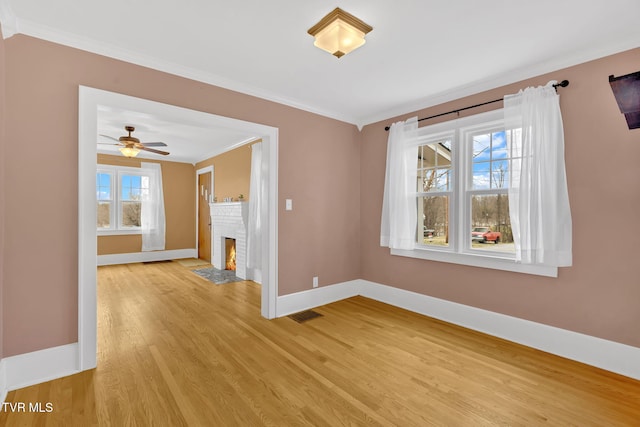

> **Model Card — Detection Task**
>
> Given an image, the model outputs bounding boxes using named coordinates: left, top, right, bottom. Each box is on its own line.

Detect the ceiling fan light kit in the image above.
left=307, top=7, right=372, bottom=58
left=100, top=125, right=170, bottom=158
left=119, top=146, right=140, bottom=158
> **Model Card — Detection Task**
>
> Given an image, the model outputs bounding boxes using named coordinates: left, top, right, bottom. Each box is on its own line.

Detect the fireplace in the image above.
left=225, top=238, right=236, bottom=271
left=210, top=202, right=248, bottom=279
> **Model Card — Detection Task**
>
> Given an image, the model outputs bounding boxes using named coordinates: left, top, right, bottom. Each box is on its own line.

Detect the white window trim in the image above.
left=97, top=164, right=148, bottom=236
left=395, top=109, right=557, bottom=278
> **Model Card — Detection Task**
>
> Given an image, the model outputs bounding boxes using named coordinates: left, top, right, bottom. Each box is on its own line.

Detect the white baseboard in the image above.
left=0, top=358, right=7, bottom=403
left=97, top=249, right=197, bottom=266
left=2, top=343, right=79, bottom=396
left=277, top=279, right=640, bottom=380
left=276, top=280, right=362, bottom=317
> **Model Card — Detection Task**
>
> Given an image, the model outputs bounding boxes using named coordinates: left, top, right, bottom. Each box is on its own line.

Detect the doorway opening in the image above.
left=196, top=167, right=214, bottom=263
left=79, top=86, right=278, bottom=371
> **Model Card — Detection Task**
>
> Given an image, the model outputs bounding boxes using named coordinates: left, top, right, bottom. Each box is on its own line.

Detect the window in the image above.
left=96, top=165, right=149, bottom=234
left=417, top=135, right=452, bottom=248
left=394, top=109, right=556, bottom=277
left=97, top=172, right=113, bottom=229
left=467, top=128, right=515, bottom=253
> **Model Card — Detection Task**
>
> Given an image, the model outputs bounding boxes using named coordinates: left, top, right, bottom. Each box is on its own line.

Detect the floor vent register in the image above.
left=289, top=310, right=323, bottom=323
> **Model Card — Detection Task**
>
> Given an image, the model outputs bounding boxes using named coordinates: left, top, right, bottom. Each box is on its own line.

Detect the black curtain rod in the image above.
left=384, top=80, right=569, bottom=131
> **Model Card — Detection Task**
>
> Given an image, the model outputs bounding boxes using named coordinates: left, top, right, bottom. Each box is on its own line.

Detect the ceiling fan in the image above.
left=99, top=126, right=170, bottom=157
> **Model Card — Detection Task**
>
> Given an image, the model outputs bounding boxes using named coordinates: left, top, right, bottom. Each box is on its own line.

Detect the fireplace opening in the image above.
left=225, top=238, right=236, bottom=271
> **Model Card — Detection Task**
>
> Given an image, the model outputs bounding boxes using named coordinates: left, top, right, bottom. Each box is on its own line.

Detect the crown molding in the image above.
left=4, top=11, right=639, bottom=131
left=11, top=18, right=360, bottom=126
left=0, top=0, right=17, bottom=38
left=358, top=38, right=640, bottom=129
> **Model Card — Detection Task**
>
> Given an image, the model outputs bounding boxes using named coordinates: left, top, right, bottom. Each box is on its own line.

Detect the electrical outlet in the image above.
left=312, top=276, right=319, bottom=288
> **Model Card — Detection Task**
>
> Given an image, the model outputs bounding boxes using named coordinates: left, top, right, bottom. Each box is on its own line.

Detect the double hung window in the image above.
left=96, top=165, right=150, bottom=234
left=395, top=109, right=556, bottom=276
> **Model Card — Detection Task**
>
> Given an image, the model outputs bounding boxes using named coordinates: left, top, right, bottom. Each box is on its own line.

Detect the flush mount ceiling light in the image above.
left=307, top=7, right=372, bottom=58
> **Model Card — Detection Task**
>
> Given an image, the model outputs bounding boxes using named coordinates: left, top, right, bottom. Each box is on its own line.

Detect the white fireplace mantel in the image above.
left=210, top=202, right=248, bottom=279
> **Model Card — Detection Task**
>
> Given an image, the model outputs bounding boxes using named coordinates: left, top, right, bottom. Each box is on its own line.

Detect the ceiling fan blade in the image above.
left=97, top=142, right=120, bottom=146
left=140, top=146, right=170, bottom=156
left=140, top=142, right=168, bottom=147
left=99, top=134, right=120, bottom=142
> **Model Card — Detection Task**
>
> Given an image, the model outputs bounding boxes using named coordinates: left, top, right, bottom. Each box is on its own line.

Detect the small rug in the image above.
left=192, top=267, right=239, bottom=285
left=176, top=258, right=211, bottom=268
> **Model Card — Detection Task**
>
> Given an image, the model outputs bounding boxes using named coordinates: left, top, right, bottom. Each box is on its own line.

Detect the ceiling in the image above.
left=2, top=0, right=639, bottom=145
left=96, top=105, right=258, bottom=163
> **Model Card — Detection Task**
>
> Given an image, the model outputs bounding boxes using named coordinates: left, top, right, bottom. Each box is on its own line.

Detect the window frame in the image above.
left=415, top=129, right=456, bottom=252
left=391, top=109, right=557, bottom=277
left=96, top=165, right=148, bottom=236
left=96, top=170, right=114, bottom=231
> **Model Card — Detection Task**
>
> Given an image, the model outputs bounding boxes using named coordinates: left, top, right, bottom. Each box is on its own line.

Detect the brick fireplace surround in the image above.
left=210, top=202, right=248, bottom=280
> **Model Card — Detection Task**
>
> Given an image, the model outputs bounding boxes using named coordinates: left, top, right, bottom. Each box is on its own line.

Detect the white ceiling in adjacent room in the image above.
left=96, top=105, right=258, bottom=163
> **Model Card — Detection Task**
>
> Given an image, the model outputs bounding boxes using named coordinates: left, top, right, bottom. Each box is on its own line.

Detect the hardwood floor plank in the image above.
left=1, top=261, right=639, bottom=426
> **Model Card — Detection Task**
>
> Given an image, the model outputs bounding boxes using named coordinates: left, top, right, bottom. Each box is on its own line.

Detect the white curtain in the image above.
left=247, top=142, right=263, bottom=281
left=380, top=117, right=418, bottom=250
left=505, top=81, right=572, bottom=266
left=141, top=162, right=166, bottom=252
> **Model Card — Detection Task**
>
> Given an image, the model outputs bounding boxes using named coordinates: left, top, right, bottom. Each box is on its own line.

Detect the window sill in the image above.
left=390, top=247, right=557, bottom=277
left=97, top=229, right=142, bottom=236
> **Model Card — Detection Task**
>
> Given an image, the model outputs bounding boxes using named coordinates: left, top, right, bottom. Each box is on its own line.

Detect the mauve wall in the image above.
left=2, top=35, right=361, bottom=357
left=361, top=48, right=640, bottom=348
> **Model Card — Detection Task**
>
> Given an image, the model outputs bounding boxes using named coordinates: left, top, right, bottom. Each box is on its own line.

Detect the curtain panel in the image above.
left=380, top=117, right=418, bottom=250
left=247, top=142, right=263, bottom=280
left=141, top=162, right=166, bottom=252
left=505, top=81, right=572, bottom=267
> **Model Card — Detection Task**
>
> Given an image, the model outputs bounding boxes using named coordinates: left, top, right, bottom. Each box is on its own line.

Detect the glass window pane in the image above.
left=435, top=168, right=451, bottom=191
left=418, top=195, right=449, bottom=247
left=418, top=168, right=434, bottom=192
left=471, top=194, right=514, bottom=253
left=121, top=201, right=141, bottom=227
left=96, top=173, right=111, bottom=200
left=473, top=135, right=491, bottom=160
left=472, top=162, right=491, bottom=189
left=97, top=201, right=111, bottom=228
left=491, top=160, right=509, bottom=189
left=129, top=188, right=141, bottom=199
left=98, top=173, right=110, bottom=187
left=121, top=174, right=143, bottom=201
left=472, top=131, right=514, bottom=190
left=490, top=131, right=508, bottom=159
left=418, top=140, right=452, bottom=193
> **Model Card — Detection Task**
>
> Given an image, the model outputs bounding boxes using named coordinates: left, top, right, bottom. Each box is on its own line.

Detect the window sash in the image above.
left=413, top=110, right=516, bottom=259
left=97, top=166, right=149, bottom=232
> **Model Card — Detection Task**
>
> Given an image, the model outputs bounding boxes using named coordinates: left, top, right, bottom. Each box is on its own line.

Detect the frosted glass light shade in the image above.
left=308, top=8, right=372, bottom=58
left=119, top=146, right=140, bottom=158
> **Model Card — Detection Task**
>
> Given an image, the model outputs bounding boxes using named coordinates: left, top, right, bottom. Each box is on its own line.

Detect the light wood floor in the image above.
left=2, top=261, right=639, bottom=426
